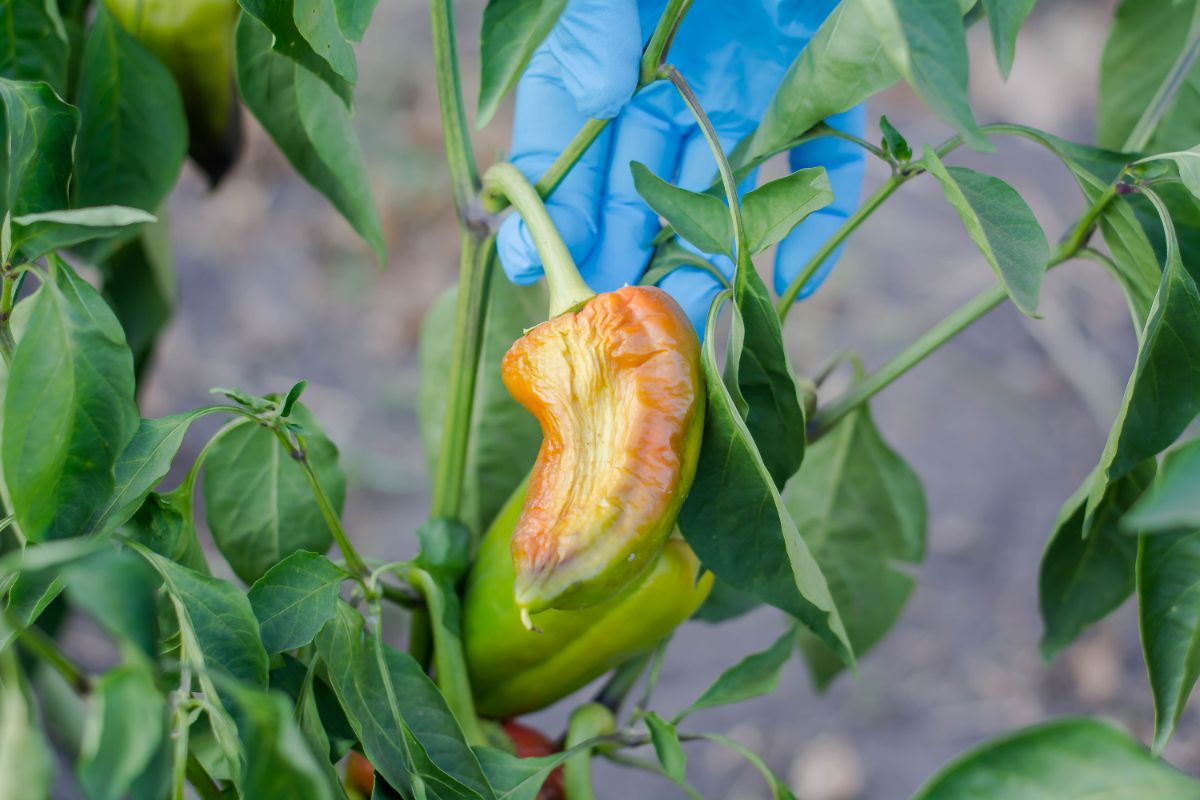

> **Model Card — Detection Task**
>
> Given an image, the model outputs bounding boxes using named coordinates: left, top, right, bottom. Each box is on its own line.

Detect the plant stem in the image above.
left=660, top=65, right=747, bottom=267
left=485, top=0, right=695, bottom=212
left=13, top=620, right=90, bottom=694
left=428, top=0, right=480, bottom=216
left=406, top=567, right=488, bottom=747
left=291, top=433, right=371, bottom=579
left=482, top=163, right=593, bottom=317
left=776, top=175, right=902, bottom=317
left=429, top=233, right=494, bottom=524
left=640, top=0, right=692, bottom=84
left=594, top=653, right=650, bottom=716
left=0, top=270, right=16, bottom=365
left=809, top=184, right=1121, bottom=436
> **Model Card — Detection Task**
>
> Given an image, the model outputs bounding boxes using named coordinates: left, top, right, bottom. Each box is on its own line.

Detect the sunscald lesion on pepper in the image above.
left=501, top=284, right=706, bottom=615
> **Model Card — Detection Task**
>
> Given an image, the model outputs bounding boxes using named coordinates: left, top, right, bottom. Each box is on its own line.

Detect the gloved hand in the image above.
left=495, top=0, right=867, bottom=333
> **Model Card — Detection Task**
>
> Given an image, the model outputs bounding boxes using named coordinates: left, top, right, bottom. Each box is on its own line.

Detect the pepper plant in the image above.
left=2, top=0, right=1200, bottom=798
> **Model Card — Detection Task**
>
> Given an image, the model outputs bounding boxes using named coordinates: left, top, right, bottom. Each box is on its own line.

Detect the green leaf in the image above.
left=861, top=0, right=988, bottom=150
left=474, top=747, right=564, bottom=800
left=738, top=0, right=904, bottom=166
left=784, top=403, right=926, bottom=687
left=879, top=115, right=911, bottom=162
left=1125, top=438, right=1200, bottom=532
left=228, top=684, right=338, bottom=800
left=922, top=148, right=1050, bottom=316
left=99, top=211, right=175, bottom=377
left=135, top=545, right=269, bottom=687
left=203, top=403, right=345, bottom=584
left=292, top=0, right=357, bottom=84
left=77, top=662, right=166, bottom=800
left=249, top=551, right=347, bottom=655
left=681, top=624, right=797, bottom=718
left=64, top=548, right=160, bottom=660
left=0, top=78, right=77, bottom=222
left=293, top=663, right=351, bottom=799
left=911, top=718, right=1200, bottom=799
left=235, top=13, right=385, bottom=262
left=333, top=0, right=378, bottom=42
left=728, top=265, right=809, bottom=489
left=1038, top=462, right=1156, bottom=660
left=0, top=658, right=53, bottom=800
left=417, top=276, right=545, bottom=536
left=0, top=0, right=69, bottom=93
left=1098, top=0, right=1200, bottom=152
left=1084, top=201, right=1200, bottom=530
left=120, top=488, right=209, bottom=575
left=679, top=296, right=852, bottom=665
left=741, top=167, right=832, bottom=254
left=645, top=712, right=688, bottom=787
left=72, top=6, right=186, bottom=234
left=238, top=0, right=354, bottom=106
left=476, top=0, right=566, bottom=128
left=1095, top=190, right=1162, bottom=329
left=981, top=0, right=1037, bottom=78
left=86, top=408, right=210, bottom=538
left=1138, top=527, right=1200, bottom=753
left=315, top=603, right=495, bottom=799
left=3, top=260, right=138, bottom=541
left=10, top=205, right=155, bottom=261
left=692, top=577, right=760, bottom=624
left=631, top=161, right=732, bottom=256
left=1151, top=147, right=1200, bottom=201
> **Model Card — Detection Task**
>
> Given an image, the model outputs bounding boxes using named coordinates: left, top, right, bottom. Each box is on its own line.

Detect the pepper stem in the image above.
left=482, top=163, right=595, bottom=318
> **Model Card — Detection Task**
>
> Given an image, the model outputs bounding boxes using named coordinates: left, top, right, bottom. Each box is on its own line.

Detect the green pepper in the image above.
left=464, top=480, right=713, bottom=718
left=103, top=0, right=242, bottom=185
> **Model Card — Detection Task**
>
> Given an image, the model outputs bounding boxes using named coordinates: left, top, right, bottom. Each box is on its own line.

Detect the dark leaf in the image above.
left=784, top=404, right=926, bottom=687
left=76, top=662, right=166, bottom=800
left=1039, top=462, right=1156, bottom=659
left=1125, top=438, right=1200, bottom=532
left=681, top=624, right=797, bottom=718
left=631, top=161, right=732, bottom=256
left=0, top=77, right=77, bottom=222
left=235, top=13, right=384, bottom=261
left=203, top=404, right=345, bottom=584
left=0, top=0, right=69, bottom=93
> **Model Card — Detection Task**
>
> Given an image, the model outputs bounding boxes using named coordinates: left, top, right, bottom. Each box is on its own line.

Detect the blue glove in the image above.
left=496, top=0, right=867, bottom=334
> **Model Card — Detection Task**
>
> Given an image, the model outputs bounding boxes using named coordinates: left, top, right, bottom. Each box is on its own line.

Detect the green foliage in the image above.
left=202, top=403, right=345, bottom=584
left=234, top=12, right=385, bottom=262
left=1138, top=528, right=1200, bottom=753
left=477, top=0, right=566, bottom=128
left=912, top=718, right=1200, bottom=799
left=679, top=295, right=852, bottom=666
left=922, top=147, right=1050, bottom=316
left=785, top=402, right=926, bottom=687
left=3, top=259, right=138, bottom=541
left=2, top=1, right=1200, bottom=797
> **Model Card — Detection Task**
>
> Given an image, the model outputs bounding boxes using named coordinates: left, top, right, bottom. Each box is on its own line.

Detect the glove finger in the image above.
left=496, top=49, right=613, bottom=285
left=773, top=104, right=868, bottom=298
left=582, top=90, right=685, bottom=291
left=658, top=265, right=725, bottom=336
left=548, top=0, right=642, bottom=119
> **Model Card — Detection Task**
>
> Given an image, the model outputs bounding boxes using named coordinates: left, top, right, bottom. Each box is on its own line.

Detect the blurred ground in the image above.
left=133, top=1, right=1200, bottom=798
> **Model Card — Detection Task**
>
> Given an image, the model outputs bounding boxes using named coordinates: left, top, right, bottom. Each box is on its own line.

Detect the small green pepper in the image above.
left=464, top=481, right=713, bottom=718
left=104, top=0, right=242, bottom=185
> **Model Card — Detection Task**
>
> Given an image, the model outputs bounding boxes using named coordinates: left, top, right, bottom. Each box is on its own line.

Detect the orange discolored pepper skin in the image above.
left=501, top=285, right=704, bottom=613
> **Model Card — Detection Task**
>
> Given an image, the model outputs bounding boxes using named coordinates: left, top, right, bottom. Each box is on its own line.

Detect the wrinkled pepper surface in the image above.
left=501, top=285, right=704, bottom=614
left=104, top=0, right=242, bottom=185
left=464, top=481, right=713, bottom=718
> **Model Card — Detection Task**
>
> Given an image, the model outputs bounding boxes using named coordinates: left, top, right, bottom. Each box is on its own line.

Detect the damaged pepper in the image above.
left=502, top=283, right=705, bottom=614
left=464, top=481, right=713, bottom=718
